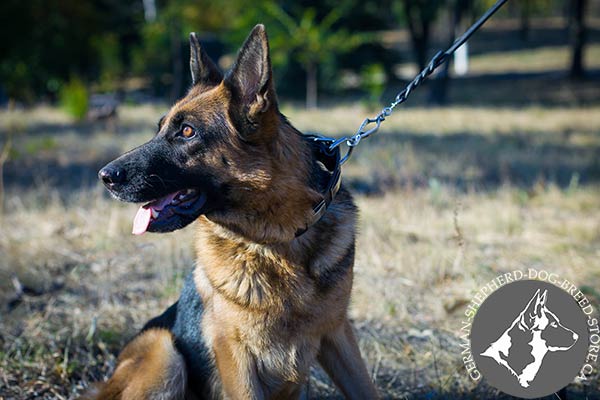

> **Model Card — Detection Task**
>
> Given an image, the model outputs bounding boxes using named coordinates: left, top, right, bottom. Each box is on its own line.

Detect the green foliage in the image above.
left=59, top=78, right=89, bottom=120
left=162, top=0, right=241, bottom=34
left=132, top=21, right=171, bottom=92
left=262, top=3, right=374, bottom=70
left=23, top=137, right=58, bottom=157
left=92, top=33, right=123, bottom=92
left=0, top=0, right=574, bottom=103
left=231, top=2, right=376, bottom=106
left=0, top=61, right=34, bottom=103
left=0, top=0, right=141, bottom=102
left=360, top=63, right=387, bottom=107
left=131, top=0, right=244, bottom=96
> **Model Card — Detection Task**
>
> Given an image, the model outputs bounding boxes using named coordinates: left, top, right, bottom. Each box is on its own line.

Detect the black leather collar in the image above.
left=295, top=135, right=342, bottom=237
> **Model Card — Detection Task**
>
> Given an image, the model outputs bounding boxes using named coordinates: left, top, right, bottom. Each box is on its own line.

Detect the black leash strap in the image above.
left=325, top=0, right=510, bottom=164
left=298, top=0, right=509, bottom=236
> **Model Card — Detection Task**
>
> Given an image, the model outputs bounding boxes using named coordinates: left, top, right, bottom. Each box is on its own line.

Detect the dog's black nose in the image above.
left=99, top=165, right=126, bottom=186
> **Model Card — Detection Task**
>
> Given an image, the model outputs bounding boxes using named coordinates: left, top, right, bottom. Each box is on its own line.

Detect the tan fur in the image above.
left=83, top=329, right=187, bottom=400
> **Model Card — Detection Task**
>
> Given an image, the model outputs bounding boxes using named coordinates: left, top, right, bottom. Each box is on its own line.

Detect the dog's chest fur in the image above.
left=192, top=204, right=356, bottom=393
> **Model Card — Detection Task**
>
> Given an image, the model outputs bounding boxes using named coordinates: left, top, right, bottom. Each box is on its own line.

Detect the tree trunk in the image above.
left=170, top=23, right=183, bottom=102
left=429, top=0, right=469, bottom=105
left=0, top=100, right=15, bottom=218
left=0, top=136, right=11, bottom=219
left=403, top=0, right=432, bottom=71
left=306, top=62, right=317, bottom=109
left=520, top=0, right=530, bottom=41
left=570, top=0, right=587, bottom=79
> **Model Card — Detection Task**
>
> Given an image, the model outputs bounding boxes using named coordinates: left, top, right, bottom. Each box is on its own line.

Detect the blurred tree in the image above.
left=1, top=0, right=397, bottom=104
left=0, top=0, right=143, bottom=102
left=520, top=0, right=532, bottom=41
left=569, top=0, right=587, bottom=79
left=59, top=77, right=89, bottom=120
left=132, top=21, right=171, bottom=95
left=394, top=0, right=444, bottom=71
left=133, top=0, right=240, bottom=99
left=228, top=0, right=393, bottom=105
left=360, top=63, right=387, bottom=107
left=0, top=0, right=94, bottom=101
left=261, top=3, right=373, bottom=108
left=507, top=0, right=566, bottom=41
left=429, top=0, right=472, bottom=105
left=319, top=0, right=399, bottom=95
left=92, top=33, right=124, bottom=92
left=0, top=135, right=11, bottom=217
left=2, top=0, right=577, bottom=106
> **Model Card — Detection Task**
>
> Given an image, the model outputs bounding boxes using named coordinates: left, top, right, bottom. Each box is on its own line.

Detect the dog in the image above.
left=480, top=288, right=579, bottom=388
left=86, top=25, right=378, bottom=399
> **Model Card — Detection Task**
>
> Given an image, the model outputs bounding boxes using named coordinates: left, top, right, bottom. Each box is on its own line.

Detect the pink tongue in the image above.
left=132, top=207, right=151, bottom=235
left=131, top=192, right=179, bottom=235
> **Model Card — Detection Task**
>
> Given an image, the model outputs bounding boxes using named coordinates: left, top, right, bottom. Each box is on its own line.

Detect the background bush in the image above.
left=58, top=78, right=89, bottom=120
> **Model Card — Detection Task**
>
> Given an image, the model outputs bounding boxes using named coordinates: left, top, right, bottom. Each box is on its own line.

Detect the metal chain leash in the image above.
left=318, top=0, right=509, bottom=164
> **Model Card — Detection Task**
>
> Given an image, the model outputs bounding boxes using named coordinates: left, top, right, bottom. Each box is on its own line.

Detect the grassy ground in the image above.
left=1, top=101, right=599, bottom=399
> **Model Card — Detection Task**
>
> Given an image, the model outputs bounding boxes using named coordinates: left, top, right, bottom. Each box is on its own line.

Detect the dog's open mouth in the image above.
left=132, top=189, right=207, bottom=235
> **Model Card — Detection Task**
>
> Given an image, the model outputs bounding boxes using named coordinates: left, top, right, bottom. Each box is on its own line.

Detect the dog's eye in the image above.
left=180, top=124, right=196, bottom=139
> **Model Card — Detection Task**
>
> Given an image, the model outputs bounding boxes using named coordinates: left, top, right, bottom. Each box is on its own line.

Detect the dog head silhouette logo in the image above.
left=471, top=280, right=588, bottom=398
left=480, top=289, right=579, bottom=388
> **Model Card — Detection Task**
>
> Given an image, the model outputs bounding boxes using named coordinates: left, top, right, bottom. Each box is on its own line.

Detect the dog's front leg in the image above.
left=317, top=319, right=379, bottom=400
left=212, top=334, right=265, bottom=400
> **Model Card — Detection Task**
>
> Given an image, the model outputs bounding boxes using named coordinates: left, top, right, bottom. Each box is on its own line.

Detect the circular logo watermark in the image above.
left=459, top=269, right=599, bottom=399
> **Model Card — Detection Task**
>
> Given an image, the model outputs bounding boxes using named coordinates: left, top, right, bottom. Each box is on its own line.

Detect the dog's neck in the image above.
left=204, top=115, right=324, bottom=244
left=194, top=215, right=315, bottom=312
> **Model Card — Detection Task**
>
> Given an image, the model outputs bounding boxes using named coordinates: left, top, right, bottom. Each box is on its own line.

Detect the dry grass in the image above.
left=1, top=101, right=599, bottom=399
left=395, top=44, right=600, bottom=77
left=468, top=44, right=600, bottom=75
left=284, top=105, right=600, bottom=136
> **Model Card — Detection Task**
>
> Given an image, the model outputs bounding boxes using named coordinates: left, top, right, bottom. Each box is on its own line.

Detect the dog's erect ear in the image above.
left=522, top=289, right=547, bottom=324
left=189, top=32, right=223, bottom=86
left=225, top=25, right=277, bottom=123
left=519, top=289, right=542, bottom=329
left=534, top=289, right=548, bottom=316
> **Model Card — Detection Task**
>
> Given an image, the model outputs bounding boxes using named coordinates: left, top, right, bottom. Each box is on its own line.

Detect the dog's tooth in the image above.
left=151, top=209, right=159, bottom=218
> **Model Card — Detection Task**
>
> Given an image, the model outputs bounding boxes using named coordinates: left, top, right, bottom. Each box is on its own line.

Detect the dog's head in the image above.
left=519, top=289, right=578, bottom=351
left=99, top=25, right=320, bottom=241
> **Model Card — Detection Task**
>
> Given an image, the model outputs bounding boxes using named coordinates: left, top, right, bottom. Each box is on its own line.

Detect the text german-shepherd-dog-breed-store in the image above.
left=86, top=25, right=379, bottom=400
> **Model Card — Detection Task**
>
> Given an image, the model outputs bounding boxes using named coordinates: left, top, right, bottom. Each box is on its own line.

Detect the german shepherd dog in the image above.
left=87, top=25, right=378, bottom=399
